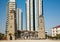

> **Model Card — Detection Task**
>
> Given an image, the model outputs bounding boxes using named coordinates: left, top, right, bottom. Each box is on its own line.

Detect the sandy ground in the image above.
left=0, top=39, right=60, bottom=42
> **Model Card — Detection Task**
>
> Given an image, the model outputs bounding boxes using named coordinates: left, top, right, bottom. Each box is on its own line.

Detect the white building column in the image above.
left=35, top=0, right=39, bottom=31
left=26, top=0, right=30, bottom=31
left=30, top=0, right=34, bottom=31
left=39, top=0, right=42, bottom=16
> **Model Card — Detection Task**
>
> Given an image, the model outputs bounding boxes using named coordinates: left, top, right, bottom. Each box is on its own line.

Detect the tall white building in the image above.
left=35, top=0, right=39, bottom=31
left=26, top=0, right=31, bottom=31
left=26, top=0, right=42, bottom=31
left=39, top=0, right=43, bottom=16
left=16, top=8, right=23, bottom=31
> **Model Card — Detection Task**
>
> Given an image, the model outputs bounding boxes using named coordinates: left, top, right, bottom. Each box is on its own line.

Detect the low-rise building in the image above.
left=52, top=25, right=60, bottom=37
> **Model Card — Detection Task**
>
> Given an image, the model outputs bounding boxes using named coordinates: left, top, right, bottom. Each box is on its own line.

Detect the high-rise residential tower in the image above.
left=6, top=0, right=17, bottom=40
left=16, top=8, right=23, bottom=31
left=26, top=0, right=45, bottom=39
left=26, top=0, right=39, bottom=31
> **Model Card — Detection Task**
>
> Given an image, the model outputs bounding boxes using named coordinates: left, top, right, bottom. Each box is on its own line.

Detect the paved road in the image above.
left=0, top=39, right=60, bottom=42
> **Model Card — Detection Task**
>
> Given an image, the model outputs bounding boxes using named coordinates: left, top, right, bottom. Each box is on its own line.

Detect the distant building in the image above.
left=52, top=25, right=60, bottom=37
left=16, top=8, right=23, bottom=31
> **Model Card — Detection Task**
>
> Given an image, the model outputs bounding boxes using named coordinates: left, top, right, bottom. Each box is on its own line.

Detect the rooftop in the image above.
left=53, top=25, right=60, bottom=28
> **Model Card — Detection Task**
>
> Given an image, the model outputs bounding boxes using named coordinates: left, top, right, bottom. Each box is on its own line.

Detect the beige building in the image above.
left=6, top=10, right=17, bottom=40
left=16, top=8, right=23, bottom=31
left=6, top=0, right=17, bottom=40
left=26, top=0, right=39, bottom=31
left=38, top=15, right=45, bottom=39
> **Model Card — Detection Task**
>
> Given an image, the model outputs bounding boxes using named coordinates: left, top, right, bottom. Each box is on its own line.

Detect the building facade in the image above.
left=52, top=25, right=60, bottom=37
left=38, top=15, right=45, bottom=39
left=26, top=0, right=40, bottom=31
left=26, top=0, right=31, bottom=31
left=16, top=8, right=23, bottom=31
left=6, top=0, right=17, bottom=40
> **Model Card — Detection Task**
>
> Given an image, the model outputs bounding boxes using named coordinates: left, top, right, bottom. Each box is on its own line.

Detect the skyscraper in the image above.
left=6, top=0, right=17, bottom=40
left=26, top=0, right=45, bottom=39
left=26, top=0, right=39, bottom=31
left=16, top=8, right=23, bottom=31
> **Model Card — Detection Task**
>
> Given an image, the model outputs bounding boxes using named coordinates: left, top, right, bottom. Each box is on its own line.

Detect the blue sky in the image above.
left=0, top=0, right=60, bottom=35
